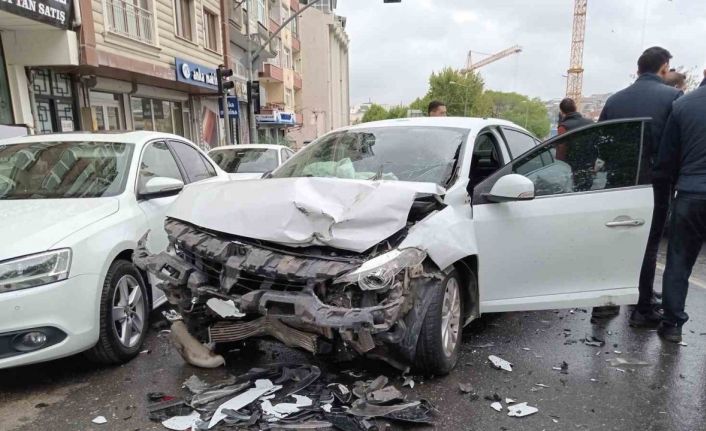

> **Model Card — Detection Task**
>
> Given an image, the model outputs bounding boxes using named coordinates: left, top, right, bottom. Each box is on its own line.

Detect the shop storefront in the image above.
left=255, top=110, right=296, bottom=145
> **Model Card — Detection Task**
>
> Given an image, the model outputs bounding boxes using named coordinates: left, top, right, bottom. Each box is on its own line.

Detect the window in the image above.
left=105, top=0, right=155, bottom=45
left=283, top=47, right=292, bottom=69
left=257, top=0, right=266, bottom=24
left=281, top=148, right=292, bottom=163
left=138, top=141, right=183, bottom=191
left=470, top=132, right=503, bottom=190
left=131, top=98, right=186, bottom=136
left=285, top=88, right=294, bottom=107
left=210, top=148, right=279, bottom=174
left=91, top=91, right=124, bottom=131
left=169, top=141, right=216, bottom=183
left=503, top=128, right=537, bottom=158
left=203, top=9, right=218, bottom=51
left=513, top=121, right=643, bottom=197
left=174, top=0, right=193, bottom=40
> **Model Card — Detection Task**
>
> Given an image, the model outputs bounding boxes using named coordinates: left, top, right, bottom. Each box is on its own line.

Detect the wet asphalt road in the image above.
left=2, top=245, right=706, bottom=431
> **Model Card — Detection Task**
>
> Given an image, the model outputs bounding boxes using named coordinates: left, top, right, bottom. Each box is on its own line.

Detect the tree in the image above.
left=485, top=91, right=550, bottom=138
left=386, top=105, right=409, bottom=119
left=361, top=104, right=389, bottom=123
left=414, top=68, right=492, bottom=117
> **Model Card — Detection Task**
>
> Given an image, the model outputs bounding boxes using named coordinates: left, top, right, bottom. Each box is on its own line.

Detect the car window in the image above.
left=138, top=141, right=183, bottom=191
left=169, top=141, right=216, bottom=183
left=469, top=132, right=504, bottom=190
left=210, top=148, right=279, bottom=173
left=280, top=149, right=290, bottom=163
left=503, top=128, right=537, bottom=158
left=513, top=121, right=643, bottom=197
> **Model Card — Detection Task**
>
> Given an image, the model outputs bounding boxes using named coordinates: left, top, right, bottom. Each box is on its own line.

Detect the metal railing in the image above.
left=105, top=0, right=155, bottom=45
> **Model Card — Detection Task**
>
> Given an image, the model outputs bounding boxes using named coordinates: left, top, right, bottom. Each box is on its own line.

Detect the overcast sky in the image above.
left=335, top=0, right=706, bottom=106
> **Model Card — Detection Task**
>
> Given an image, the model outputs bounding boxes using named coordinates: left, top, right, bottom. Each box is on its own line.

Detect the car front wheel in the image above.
left=86, top=260, right=150, bottom=364
left=415, top=269, right=463, bottom=375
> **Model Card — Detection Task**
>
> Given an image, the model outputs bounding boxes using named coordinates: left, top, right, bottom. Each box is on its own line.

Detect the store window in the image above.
left=203, top=9, right=219, bottom=52
left=91, top=92, right=124, bottom=131
left=0, top=42, right=13, bottom=124
left=30, top=69, right=77, bottom=134
left=131, top=97, right=187, bottom=136
left=174, top=0, right=194, bottom=40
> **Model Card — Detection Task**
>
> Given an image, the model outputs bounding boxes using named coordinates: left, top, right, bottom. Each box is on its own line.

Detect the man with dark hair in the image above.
left=652, top=84, right=706, bottom=342
left=428, top=101, right=447, bottom=117
left=595, top=46, right=683, bottom=325
left=557, top=97, right=593, bottom=135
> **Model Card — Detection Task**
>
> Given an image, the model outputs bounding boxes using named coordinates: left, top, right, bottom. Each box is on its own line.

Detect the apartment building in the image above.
left=288, top=0, right=348, bottom=147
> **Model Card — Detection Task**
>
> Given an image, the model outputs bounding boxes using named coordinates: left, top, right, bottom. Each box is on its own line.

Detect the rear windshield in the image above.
left=272, top=126, right=468, bottom=186
left=0, top=141, right=133, bottom=199
left=209, top=148, right=279, bottom=174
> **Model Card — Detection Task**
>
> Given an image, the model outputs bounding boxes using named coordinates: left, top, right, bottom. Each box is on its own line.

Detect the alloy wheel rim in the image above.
left=111, top=275, right=145, bottom=348
left=441, top=277, right=461, bottom=357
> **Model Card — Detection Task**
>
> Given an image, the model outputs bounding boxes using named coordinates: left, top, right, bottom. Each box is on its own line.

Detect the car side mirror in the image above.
left=261, top=170, right=273, bottom=179
left=485, top=174, right=535, bottom=203
left=138, top=177, right=184, bottom=200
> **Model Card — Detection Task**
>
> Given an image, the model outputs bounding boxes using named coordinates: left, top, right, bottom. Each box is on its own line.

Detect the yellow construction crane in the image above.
left=461, top=45, right=522, bottom=74
left=566, top=0, right=588, bottom=106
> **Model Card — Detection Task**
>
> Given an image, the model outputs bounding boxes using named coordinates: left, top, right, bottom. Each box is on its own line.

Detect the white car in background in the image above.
left=208, top=144, right=295, bottom=180
left=0, top=132, right=228, bottom=369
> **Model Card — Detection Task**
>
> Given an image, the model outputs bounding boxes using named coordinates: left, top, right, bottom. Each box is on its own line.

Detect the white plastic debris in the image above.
left=590, top=378, right=598, bottom=382
left=402, top=375, right=415, bottom=388
left=521, top=347, right=531, bottom=351
left=208, top=379, right=281, bottom=429
left=535, top=383, right=550, bottom=388
left=206, top=298, right=245, bottom=318
left=505, top=398, right=516, bottom=404
left=92, top=416, right=107, bottom=425
left=552, top=367, right=562, bottom=371
left=488, top=355, right=513, bottom=372
left=679, top=341, right=688, bottom=346
left=507, top=402, right=539, bottom=417
left=322, top=404, right=332, bottom=413
left=162, top=411, right=201, bottom=430
left=490, top=402, right=503, bottom=412
left=261, top=395, right=313, bottom=419
left=607, top=357, right=649, bottom=367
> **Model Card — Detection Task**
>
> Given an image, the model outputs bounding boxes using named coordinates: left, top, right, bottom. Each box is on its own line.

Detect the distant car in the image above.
left=208, top=144, right=295, bottom=180
left=0, top=131, right=228, bottom=369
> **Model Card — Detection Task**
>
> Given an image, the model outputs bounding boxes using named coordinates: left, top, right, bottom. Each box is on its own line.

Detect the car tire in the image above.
left=415, top=269, right=463, bottom=375
left=86, top=260, right=150, bottom=365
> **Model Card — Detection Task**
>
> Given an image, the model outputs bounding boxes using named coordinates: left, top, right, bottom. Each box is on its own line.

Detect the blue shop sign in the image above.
left=218, top=96, right=239, bottom=118
left=175, top=58, right=218, bottom=90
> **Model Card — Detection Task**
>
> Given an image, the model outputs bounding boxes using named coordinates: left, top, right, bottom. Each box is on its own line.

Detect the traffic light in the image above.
left=217, top=65, right=235, bottom=94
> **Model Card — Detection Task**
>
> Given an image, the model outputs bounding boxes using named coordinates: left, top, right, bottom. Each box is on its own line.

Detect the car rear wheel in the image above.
left=86, top=260, right=150, bottom=364
left=415, top=269, right=463, bottom=375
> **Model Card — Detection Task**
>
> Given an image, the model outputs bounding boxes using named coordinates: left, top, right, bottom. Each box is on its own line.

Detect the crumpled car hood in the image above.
left=167, top=177, right=443, bottom=252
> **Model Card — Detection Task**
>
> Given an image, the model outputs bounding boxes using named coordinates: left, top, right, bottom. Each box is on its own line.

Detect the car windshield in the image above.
left=0, top=141, right=133, bottom=199
left=209, top=148, right=279, bottom=174
left=272, top=126, right=468, bottom=186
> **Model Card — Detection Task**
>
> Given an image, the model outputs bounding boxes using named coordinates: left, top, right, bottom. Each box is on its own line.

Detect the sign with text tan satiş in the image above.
left=0, top=0, right=73, bottom=29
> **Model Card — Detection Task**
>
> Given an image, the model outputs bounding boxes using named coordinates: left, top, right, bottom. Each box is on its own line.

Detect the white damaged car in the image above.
left=136, top=117, right=653, bottom=374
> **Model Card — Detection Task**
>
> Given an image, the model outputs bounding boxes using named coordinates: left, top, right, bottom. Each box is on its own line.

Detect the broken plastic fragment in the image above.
left=368, top=386, right=404, bottom=404
left=402, top=375, right=415, bottom=388
left=322, top=404, right=332, bottom=413
left=208, top=379, right=281, bottom=429
left=92, top=416, right=107, bottom=425
left=458, top=383, right=473, bottom=394
left=162, top=411, right=201, bottom=431
left=534, top=384, right=550, bottom=388
left=488, top=355, right=513, bottom=372
left=607, top=357, right=649, bottom=367
left=583, top=335, right=606, bottom=347
left=490, top=402, right=503, bottom=412
left=261, top=395, right=313, bottom=419
left=679, top=341, right=688, bottom=346
left=521, top=347, right=531, bottom=351
left=507, top=402, right=538, bottom=417
left=206, top=298, right=245, bottom=318
left=505, top=398, right=516, bottom=404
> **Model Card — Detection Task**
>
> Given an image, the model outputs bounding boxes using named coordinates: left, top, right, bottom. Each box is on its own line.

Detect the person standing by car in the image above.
left=428, top=101, right=448, bottom=117
left=652, top=84, right=706, bottom=342
left=557, top=98, right=593, bottom=135
left=594, top=46, right=683, bottom=324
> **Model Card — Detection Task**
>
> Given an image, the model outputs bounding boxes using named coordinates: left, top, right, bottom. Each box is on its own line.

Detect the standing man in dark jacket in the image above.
left=595, top=46, right=683, bottom=324
left=557, top=98, right=593, bottom=135
left=652, top=85, right=706, bottom=342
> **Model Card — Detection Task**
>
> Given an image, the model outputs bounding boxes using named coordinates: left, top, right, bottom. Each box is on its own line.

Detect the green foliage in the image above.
left=485, top=91, right=550, bottom=138
left=386, top=105, right=409, bottom=119
left=361, top=104, right=390, bottom=123
left=415, top=68, right=492, bottom=117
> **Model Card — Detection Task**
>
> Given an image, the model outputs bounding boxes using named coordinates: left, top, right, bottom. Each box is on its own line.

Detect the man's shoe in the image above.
left=657, top=322, right=682, bottom=343
left=629, top=309, right=662, bottom=328
left=592, top=305, right=620, bottom=318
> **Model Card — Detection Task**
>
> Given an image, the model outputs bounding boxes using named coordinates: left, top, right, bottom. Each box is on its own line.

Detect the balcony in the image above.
left=293, top=72, right=302, bottom=90
left=291, top=0, right=300, bottom=12
left=105, top=0, right=155, bottom=45
left=291, top=36, right=300, bottom=51
left=269, top=18, right=280, bottom=34
left=260, top=63, right=284, bottom=82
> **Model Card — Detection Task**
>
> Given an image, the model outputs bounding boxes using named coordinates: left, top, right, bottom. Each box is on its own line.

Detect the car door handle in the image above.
left=605, top=218, right=645, bottom=227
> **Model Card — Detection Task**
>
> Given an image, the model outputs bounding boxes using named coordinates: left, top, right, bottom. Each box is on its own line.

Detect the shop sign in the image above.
left=218, top=96, right=239, bottom=118
left=175, top=58, right=218, bottom=90
left=255, top=110, right=296, bottom=125
left=0, top=0, right=73, bottom=29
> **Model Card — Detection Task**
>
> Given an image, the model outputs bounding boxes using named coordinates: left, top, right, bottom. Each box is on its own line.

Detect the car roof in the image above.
left=0, top=131, right=191, bottom=146
left=344, top=116, right=529, bottom=133
left=208, top=144, right=284, bottom=151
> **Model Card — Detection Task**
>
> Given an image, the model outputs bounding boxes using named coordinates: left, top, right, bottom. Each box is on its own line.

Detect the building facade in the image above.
left=288, top=0, right=348, bottom=147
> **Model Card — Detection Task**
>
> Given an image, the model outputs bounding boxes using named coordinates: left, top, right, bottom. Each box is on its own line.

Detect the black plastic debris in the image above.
left=583, top=335, right=606, bottom=347
left=484, top=393, right=502, bottom=402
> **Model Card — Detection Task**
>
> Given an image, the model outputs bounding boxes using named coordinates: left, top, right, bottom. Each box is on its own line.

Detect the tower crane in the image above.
left=461, top=45, right=522, bottom=74
left=566, top=0, right=588, bottom=106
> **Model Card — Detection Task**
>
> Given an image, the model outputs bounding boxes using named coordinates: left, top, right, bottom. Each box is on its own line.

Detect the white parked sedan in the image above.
left=135, top=116, right=653, bottom=374
left=0, top=132, right=228, bottom=369
left=208, top=144, right=295, bottom=180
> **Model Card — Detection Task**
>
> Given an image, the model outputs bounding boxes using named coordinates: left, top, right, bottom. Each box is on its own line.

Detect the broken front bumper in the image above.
left=135, top=219, right=442, bottom=366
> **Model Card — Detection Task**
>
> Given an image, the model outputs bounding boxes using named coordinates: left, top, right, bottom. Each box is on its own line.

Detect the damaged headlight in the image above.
left=334, top=248, right=426, bottom=291
left=0, top=249, right=72, bottom=293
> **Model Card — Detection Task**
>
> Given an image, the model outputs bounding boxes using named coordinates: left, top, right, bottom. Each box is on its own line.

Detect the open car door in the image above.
left=471, top=119, right=653, bottom=312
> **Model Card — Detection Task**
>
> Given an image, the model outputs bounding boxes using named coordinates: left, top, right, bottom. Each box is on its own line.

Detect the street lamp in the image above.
left=450, top=81, right=470, bottom=117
